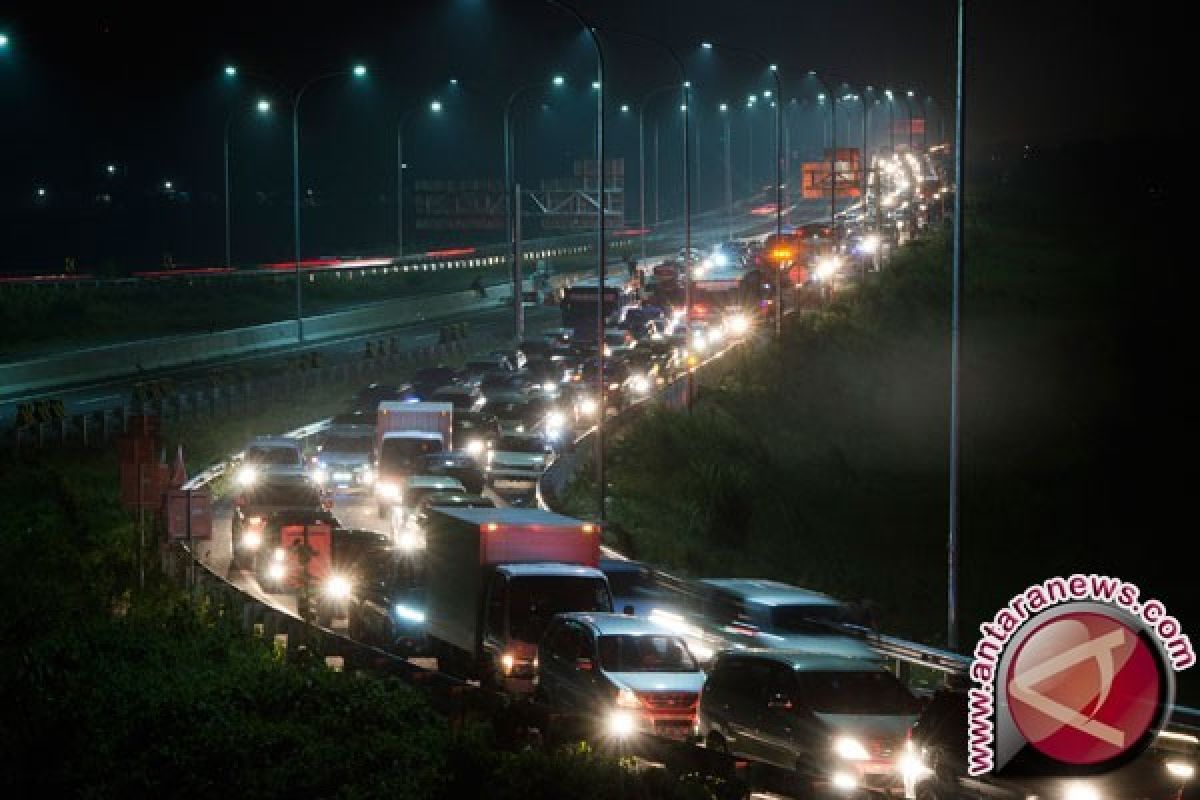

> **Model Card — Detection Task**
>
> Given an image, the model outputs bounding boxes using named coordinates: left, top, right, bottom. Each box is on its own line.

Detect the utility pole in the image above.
left=948, top=0, right=966, bottom=651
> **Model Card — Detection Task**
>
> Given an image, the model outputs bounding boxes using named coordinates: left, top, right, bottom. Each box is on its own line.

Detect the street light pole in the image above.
left=637, top=84, right=678, bottom=260
left=948, top=0, right=966, bottom=652
left=547, top=0, right=606, bottom=522
left=291, top=66, right=364, bottom=343
left=721, top=105, right=732, bottom=240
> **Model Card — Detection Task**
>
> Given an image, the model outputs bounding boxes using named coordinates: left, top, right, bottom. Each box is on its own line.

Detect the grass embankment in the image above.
left=566, top=149, right=1195, bottom=700
left=0, top=335, right=741, bottom=798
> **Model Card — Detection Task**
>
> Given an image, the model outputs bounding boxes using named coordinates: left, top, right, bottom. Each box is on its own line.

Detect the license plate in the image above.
left=332, top=472, right=353, bottom=482
left=494, top=479, right=535, bottom=490
left=654, top=721, right=693, bottom=740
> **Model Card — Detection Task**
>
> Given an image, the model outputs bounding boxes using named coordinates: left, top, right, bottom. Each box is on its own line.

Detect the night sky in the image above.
left=0, top=1, right=1177, bottom=271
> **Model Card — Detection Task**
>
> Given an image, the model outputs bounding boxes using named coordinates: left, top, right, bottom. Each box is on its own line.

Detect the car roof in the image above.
left=499, top=563, right=606, bottom=578
left=423, top=492, right=493, bottom=506
left=715, top=649, right=887, bottom=673
left=424, top=451, right=481, bottom=465
left=598, top=558, right=649, bottom=574
left=700, top=578, right=839, bottom=607
left=382, top=431, right=443, bottom=441
left=556, top=612, right=677, bottom=636
left=246, top=436, right=299, bottom=449
left=404, top=475, right=466, bottom=489
left=432, top=506, right=585, bottom=527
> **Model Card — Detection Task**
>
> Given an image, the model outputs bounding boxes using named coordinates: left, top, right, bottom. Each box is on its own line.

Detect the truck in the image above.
left=424, top=507, right=613, bottom=693
left=374, top=401, right=453, bottom=518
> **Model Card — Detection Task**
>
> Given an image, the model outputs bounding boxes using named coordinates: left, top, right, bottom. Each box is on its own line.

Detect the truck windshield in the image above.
left=380, top=438, right=442, bottom=470
left=246, top=484, right=321, bottom=507
left=794, top=670, right=919, bottom=715
left=494, top=436, right=548, bottom=454
left=244, top=446, right=301, bottom=465
left=768, top=603, right=849, bottom=635
left=508, top=576, right=612, bottom=643
left=598, top=634, right=698, bottom=673
left=319, top=435, right=372, bottom=454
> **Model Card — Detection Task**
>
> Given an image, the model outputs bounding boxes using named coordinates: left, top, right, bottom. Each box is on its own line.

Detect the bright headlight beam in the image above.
left=834, top=736, right=869, bottom=761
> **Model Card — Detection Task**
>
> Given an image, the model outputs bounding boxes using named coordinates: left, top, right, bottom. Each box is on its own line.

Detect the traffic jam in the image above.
left=211, top=169, right=1195, bottom=799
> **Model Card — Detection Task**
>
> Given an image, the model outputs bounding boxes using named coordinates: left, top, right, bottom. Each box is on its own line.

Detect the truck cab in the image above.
left=373, top=402, right=453, bottom=518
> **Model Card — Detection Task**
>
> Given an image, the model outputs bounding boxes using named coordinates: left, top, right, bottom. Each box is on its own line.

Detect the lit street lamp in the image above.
left=396, top=96, right=444, bottom=258
left=223, top=98, right=272, bottom=268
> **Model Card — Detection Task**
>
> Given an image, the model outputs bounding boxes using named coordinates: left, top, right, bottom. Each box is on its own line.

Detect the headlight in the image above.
left=831, top=772, right=858, bottom=792
left=393, top=603, right=425, bottom=623
left=542, top=381, right=556, bottom=392
left=311, top=467, right=328, bottom=485
left=466, top=439, right=485, bottom=456
left=898, top=740, right=931, bottom=786
left=608, top=382, right=620, bottom=391
left=247, top=515, right=264, bottom=527
left=501, top=653, right=516, bottom=673
left=486, top=450, right=495, bottom=463
left=267, top=562, right=286, bottom=581
left=272, top=547, right=286, bottom=562
left=630, top=376, right=649, bottom=393
left=579, top=397, right=598, bottom=415
left=377, top=482, right=399, bottom=499
left=1063, top=783, right=1101, bottom=800
left=616, top=688, right=640, bottom=708
left=707, top=327, right=724, bottom=343
left=323, top=573, right=352, bottom=599
left=360, top=467, right=375, bottom=484
left=242, top=530, right=262, bottom=550
left=236, top=465, right=258, bottom=487
left=1167, top=761, right=1195, bottom=780
left=546, top=411, right=566, bottom=429
left=857, top=234, right=881, bottom=254
left=607, top=710, right=637, bottom=738
left=712, top=252, right=729, bottom=267
left=397, top=529, right=423, bottom=551
left=834, top=736, right=869, bottom=761
left=726, top=314, right=749, bottom=335
left=815, top=256, right=842, bottom=282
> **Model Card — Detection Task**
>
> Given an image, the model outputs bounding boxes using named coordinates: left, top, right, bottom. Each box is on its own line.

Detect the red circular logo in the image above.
left=1006, top=611, right=1162, bottom=766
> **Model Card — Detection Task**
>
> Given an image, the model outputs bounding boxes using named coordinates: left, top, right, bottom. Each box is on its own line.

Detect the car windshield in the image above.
left=319, top=435, right=372, bottom=454
left=244, top=445, right=301, bottom=465
left=508, top=576, right=612, bottom=643
left=795, top=670, right=919, bottom=715
left=434, top=391, right=478, bottom=410
left=405, top=485, right=460, bottom=506
left=380, top=438, right=442, bottom=469
left=246, top=483, right=321, bottom=507
left=494, top=436, right=547, bottom=453
left=768, top=603, right=850, bottom=635
left=597, top=634, right=699, bottom=673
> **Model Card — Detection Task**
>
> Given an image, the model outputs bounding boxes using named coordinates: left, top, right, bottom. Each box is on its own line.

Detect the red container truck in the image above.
left=424, top=507, right=612, bottom=693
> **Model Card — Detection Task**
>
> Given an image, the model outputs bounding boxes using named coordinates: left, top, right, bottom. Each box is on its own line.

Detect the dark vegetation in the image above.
left=570, top=140, right=1194, bottom=697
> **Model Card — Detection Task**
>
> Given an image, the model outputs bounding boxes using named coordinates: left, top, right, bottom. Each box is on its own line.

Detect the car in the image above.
left=689, top=579, right=882, bottom=665
left=403, top=491, right=496, bottom=550
left=311, top=429, right=375, bottom=492
left=598, top=558, right=673, bottom=618
left=231, top=472, right=330, bottom=566
left=459, top=356, right=512, bottom=387
left=487, top=433, right=555, bottom=474
left=537, top=612, right=707, bottom=741
left=351, top=383, right=416, bottom=413
left=416, top=450, right=487, bottom=495
left=329, top=410, right=374, bottom=428
left=431, top=384, right=486, bottom=413
left=602, top=328, right=636, bottom=359
left=345, top=546, right=428, bottom=655
left=452, top=410, right=499, bottom=458
left=521, top=358, right=569, bottom=396
left=232, top=436, right=306, bottom=488
left=389, top=475, right=468, bottom=547
left=904, top=686, right=1199, bottom=800
left=575, top=358, right=632, bottom=417
left=698, top=651, right=922, bottom=797
left=479, top=370, right=527, bottom=400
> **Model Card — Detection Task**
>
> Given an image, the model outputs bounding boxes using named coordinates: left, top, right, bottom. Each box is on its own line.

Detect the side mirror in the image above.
left=575, top=657, right=594, bottom=672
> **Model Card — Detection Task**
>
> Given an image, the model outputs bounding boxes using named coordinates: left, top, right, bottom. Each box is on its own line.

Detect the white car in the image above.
left=233, top=436, right=306, bottom=488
